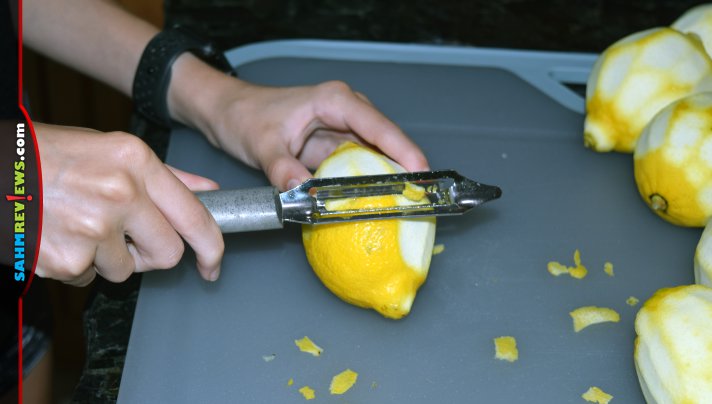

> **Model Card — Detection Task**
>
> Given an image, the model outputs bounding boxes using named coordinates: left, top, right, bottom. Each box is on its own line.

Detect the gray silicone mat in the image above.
left=119, top=41, right=701, bottom=403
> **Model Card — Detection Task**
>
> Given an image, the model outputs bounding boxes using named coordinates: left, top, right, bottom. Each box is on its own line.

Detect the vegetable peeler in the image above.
left=196, top=170, right=502, bottom=233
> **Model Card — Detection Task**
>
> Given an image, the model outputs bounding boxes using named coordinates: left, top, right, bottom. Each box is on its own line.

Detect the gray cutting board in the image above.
left=119, top=41, right=700, bottom=403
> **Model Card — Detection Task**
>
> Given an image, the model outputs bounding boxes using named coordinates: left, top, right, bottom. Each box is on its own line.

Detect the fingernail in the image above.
left=287, top=179, right=300, bottom=190
left=209, top=267, right=221, bottom=282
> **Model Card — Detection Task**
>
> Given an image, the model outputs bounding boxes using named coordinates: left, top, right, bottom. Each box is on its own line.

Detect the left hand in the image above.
left=168, top=56, right=430, bottom=191
left=210, top=80, right=430, bottom=190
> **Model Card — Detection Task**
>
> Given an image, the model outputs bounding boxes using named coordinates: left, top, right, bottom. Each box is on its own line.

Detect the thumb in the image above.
left=262, top=152, right=312, bottom=191
left=166, top=165, right=220, bottom=192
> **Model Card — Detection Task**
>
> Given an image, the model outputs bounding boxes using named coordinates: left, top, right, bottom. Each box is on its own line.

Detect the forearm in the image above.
left=23, top=0, right=428, bottom=191
left=166, top=53, right=246, bottom=143
left=23, top=0, right=157, bottom=96
left=23, top=0, right=237, bottom=137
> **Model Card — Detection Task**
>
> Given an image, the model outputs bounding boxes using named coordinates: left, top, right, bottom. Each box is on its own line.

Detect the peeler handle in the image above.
left=196, top=187, right=284, bottom=233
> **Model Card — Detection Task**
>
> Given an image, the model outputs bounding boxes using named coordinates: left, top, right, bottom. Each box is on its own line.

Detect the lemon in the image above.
left=634, top=92, right=712, bottom=227
left=634, top=285, right=712, bottom=404
left=673, top=4, right=712, bottom=57
left=302, top=142, right=436, bottom=319
left=694, top=220, right=712, bottom=287
left=584, top=27, right=712, bottom=152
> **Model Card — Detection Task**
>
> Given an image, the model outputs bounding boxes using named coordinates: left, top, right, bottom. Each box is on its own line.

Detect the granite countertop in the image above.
left=71, top=1, right=708, bottom=402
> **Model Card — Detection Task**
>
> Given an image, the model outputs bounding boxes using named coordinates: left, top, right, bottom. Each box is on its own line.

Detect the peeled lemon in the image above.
left=584, top=27, right=712, bottom=153
left=694, top=220, right=712, bottom=287
left=302, top=142, right=436, bottom=319
left=633, top=92, right=712, bottom=227
left=673, top=4, right=712, bottom=57
left=634, top=285, right=712, bottom=404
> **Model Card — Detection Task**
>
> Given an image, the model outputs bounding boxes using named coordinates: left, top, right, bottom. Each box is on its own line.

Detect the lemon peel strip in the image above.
left=604, top=262, right=614, bottom=276
left=294, top=336, right=323, bottom=356
left=570, top=306, right=621, bottom=332
left=329, top=369, right=359, bottom=395
left=493, top=336, right=519, bottom=362
left=298, top=386, right=315, bottom=400
left=582, top=386, right=613, bottom=404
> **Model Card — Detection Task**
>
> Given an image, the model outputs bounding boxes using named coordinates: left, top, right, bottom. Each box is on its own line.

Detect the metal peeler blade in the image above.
left=197, top=170, right=501, bottom=233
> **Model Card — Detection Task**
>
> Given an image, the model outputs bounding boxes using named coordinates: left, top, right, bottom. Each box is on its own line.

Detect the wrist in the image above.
left=167, top=54, right=247, bottom=144
left=132, top=26, right=233, bottom=128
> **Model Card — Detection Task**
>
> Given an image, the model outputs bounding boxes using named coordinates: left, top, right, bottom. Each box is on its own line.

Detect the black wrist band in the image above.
left=132, top=26, right=234, bottom=127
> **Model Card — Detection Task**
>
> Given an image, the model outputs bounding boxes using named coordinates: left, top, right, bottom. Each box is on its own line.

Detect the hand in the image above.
left=210, top=80, right=431, bottom=190
left=168, top=56, right=430, bottom=191
left=35, top=123, right=224, bottom=286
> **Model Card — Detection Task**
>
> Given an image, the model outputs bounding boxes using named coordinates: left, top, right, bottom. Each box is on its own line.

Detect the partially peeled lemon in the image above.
left=302, top=142, right=436, bottom=319
left=633, top=92, right=712, bottom=227
left=694, top=220, right=712, bottom=287
left=634, top=285, right=712, bottom=404
left=673, top=4, right=712, bottom=57
left=584, top=27, right=712, bottom=153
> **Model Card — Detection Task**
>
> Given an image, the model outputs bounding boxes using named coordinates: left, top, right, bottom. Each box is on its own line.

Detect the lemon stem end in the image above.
left=649, top=194, right=668, bottom=212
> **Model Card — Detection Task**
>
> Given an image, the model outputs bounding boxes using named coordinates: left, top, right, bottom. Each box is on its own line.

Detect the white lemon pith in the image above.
left=673, top=4, right=712, bottom=57
left=634, top=285, right=712, bottom=404
left=301, top=142, right=436, bottom=319
left=633, top=92, right=712, bottom=227
left=695, top=220, right=712, bottom=287
left=584, top=27, right=712, bottom=153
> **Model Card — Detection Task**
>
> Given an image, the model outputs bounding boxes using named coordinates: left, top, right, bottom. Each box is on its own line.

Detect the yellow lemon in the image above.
left=302, top=142, right=436, bottom=319
left=634, top=92, right=712, bottom=227
left=634, top=285, right=712, bottom=404
left=694, top=220, right=712, bottom=287
left=584, top=27, right=712, bottom=153
left=673, top=4, right=712, bottom=57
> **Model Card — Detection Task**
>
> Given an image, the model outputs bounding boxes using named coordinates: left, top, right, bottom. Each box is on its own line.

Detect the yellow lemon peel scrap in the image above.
left=568, top=264, right=588, bottom=279
left=432, top=244, right=445, bottom=255
left=403, top=182, right=426, bottom=201
left=547, top=261, right=569, bottom=276
left=329, top=369, right=359, bottom=395
left=626, top=296, right=640, bottom=306
left=294, top=336, right=323, bottom=356
left=547, top=250, right=587, bottom=279
left=582, top=386, right=613, bottom=404
left=570, top=249, right=588, bottom=279
left=287, top=378, right=294, bottom=387
left=298, top=386, right=315, bottom=400
left=604, top=262, right=614, bottom=276
left=493, top=336, right=519, bottom=362
left=570, top=306, right=621, bottom=332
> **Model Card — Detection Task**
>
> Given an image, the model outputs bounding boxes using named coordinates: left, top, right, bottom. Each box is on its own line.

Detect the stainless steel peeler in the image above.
left=196, top=170, right=502, bottom=233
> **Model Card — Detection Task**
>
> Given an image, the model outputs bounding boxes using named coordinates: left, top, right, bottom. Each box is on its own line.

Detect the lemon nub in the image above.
left=649, top=194, right=668, bottom=212
left=583, top=133, right=596, bottom=149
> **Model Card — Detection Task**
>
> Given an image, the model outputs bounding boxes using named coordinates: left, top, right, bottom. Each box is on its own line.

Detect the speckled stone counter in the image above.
left=164, top=0, right=705, bottom=52
left=72, top=1, right=709, bottom=402
left=72, top=276, right=141, bottom=403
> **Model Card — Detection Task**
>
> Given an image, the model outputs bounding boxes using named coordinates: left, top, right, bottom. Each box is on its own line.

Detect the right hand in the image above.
left=35, top=123, right=224, bottom=286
